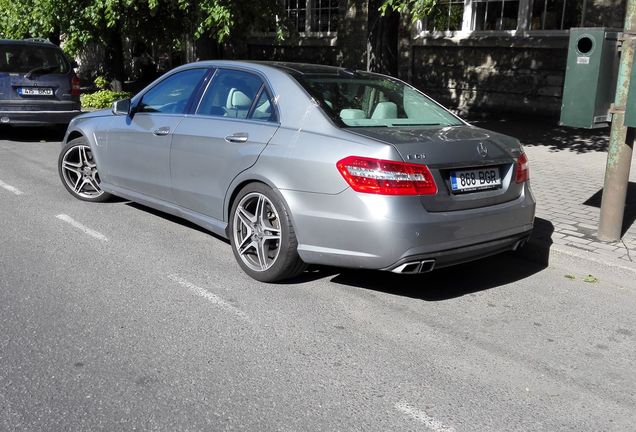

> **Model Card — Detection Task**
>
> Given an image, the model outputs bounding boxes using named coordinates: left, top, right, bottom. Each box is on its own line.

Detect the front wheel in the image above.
left=230, top=183, right=306, bottom=282
left=58, top=137, right=112, bottom=202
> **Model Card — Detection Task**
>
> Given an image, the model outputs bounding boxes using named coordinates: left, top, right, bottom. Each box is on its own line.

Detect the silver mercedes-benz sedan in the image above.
left=58, top=61, right=535, bottom=282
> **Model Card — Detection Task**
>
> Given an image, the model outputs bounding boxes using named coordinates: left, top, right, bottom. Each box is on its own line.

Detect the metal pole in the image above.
left=598, top=0, right=636, bottom=241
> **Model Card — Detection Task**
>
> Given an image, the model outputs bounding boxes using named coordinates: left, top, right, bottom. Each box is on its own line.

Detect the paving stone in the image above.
left=591, top=242, right=620, bottom=252
left=560, top=229, right=586, bottom=238
left=577, top=223, right=599, bottom=231
left=566, top=243, right=599, bottom=252
left=550, top=237, right=570, bottom=245
left=563, top=236, right=592, bottom=245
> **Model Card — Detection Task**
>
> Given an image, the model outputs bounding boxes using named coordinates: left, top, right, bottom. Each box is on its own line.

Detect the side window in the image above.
left=197, top=69, right=272, bottom=121
left=250, top=89, right=277, bottom=122
left=138, top=68, right=206, bottom=114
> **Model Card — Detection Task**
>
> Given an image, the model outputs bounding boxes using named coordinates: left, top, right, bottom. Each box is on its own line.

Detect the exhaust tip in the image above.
left=391, top=259, right=436, bottom=274
left=419, top=260, right=435, bottom=273
left=513, top=239, right=527, bottom=251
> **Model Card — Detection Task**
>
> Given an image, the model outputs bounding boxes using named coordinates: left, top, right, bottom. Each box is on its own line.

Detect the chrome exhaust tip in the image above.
left=391, top=259, right=436, bottom=274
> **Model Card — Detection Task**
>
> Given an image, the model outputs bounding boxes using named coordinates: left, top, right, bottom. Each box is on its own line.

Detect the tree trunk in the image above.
left=367, top=0, right=400, bottom=76
left=106, top=29, right=126, bottom=92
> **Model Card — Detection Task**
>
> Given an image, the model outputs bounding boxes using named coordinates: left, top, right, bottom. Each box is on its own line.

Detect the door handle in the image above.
left=153, top=126, right=171, bottom=136
left=224, top=132, right=249, bottom=143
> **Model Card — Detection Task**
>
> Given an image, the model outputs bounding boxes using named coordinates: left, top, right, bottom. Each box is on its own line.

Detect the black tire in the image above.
left=229, top=183, right=306, bottom=282
left=58, top=136, right=112, bottom=202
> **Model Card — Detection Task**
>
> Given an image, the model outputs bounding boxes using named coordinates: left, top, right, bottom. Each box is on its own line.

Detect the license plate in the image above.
left=19, top=87, right=54, bottom=96
left=450, top=167, right=501, bottom=192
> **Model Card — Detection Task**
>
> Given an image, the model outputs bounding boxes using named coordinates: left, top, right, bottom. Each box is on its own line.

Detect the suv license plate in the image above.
left=450, top=168, right=501, bottom=193
left=19, top=87, right=54, bottom=96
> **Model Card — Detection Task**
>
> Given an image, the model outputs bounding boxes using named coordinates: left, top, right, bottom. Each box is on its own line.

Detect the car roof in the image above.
left=0, top=38, right=60, bottom=48
left=249, top=61, right=349, bottom=76
left=175, top=60, right=352, bottom=77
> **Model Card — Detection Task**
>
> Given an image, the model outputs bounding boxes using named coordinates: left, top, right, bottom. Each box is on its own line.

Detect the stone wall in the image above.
left=409, top=36, right=569, bottom=118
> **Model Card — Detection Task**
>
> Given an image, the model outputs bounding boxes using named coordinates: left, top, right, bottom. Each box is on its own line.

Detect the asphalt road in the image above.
left=1, top=128, right=635, bottom=431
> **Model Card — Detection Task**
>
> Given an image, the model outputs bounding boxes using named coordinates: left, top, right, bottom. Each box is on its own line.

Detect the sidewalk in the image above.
left=472, top=117, right=636, bottom=271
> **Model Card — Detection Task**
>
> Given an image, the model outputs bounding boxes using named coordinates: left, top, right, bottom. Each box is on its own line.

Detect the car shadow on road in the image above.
left=322, top=218, right=554, bottom=301
left=125, top=201, right=231, bottom=244
left=0, top=125, right=66, bottom=142
left=327, top=253, right=545, bottom=301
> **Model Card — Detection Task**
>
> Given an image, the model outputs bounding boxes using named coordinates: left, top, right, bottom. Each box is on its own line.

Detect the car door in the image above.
left=170, top=68, right=279, bottom=220
left=102, top=68, right=207, bottom=202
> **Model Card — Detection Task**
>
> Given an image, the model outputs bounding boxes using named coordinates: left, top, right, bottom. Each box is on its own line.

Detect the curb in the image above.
left=518, top=238, right=636, bottom=275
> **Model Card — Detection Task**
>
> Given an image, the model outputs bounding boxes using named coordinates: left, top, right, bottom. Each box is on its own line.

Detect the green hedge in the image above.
left=81, top=90, right=132, bottom=109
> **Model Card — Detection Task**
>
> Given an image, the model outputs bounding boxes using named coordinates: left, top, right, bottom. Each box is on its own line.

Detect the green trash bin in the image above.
left=559, top=28, right=620, bottom=129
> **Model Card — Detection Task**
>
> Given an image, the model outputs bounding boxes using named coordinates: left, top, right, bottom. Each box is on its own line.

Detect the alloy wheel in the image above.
left=232, top=192, right=282, bottom=272
left=60, top=144, right=104, bottom=199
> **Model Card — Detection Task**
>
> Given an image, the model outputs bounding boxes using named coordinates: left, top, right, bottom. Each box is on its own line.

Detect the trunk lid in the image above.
left=348, top=125, right=526, bottom=211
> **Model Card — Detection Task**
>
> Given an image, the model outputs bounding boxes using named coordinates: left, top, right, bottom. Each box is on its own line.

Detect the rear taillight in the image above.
left=515, top=152, right=529, bottom=183
left=336, top=156, right=437, bottom=196
left=71, top=75, right=80, bottom=97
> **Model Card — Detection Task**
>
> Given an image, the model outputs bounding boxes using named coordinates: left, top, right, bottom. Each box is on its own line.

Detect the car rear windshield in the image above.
left=292, top=71, right=463, bottom=128
left=0, top=44, right=70, bottom=74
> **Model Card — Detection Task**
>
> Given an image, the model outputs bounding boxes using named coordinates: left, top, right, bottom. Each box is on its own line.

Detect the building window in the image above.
left=283, top=0, right=307, bottom=32
left=530, top=0, right=587, bottom=30
left=310, top=0, right=339, bottom=32
left=423, top=0, right=465, bottom=31
left=417, top=0, right=588, bottom=34
left=472, top=0, right=519, bottom=31
left=283, top=0, right=338, bottom=33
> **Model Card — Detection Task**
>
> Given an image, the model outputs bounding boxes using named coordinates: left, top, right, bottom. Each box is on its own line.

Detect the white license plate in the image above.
left=450, top=167, right=501, bottom=192
left=19, top=87, right=54, bottom=96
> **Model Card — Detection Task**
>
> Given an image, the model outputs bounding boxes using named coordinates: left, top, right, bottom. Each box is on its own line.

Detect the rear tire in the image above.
left=230, top=183, right=306, bottom=282
left=58, top=136, right=112, bottom=202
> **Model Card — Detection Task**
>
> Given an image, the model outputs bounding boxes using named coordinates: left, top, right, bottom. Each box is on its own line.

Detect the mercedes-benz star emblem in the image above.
left=477, top=141, right=488, bottom=158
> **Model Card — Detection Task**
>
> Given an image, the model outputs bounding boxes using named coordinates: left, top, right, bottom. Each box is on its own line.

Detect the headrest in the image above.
left=339, top=109, right=366, bottom=120
left=371, top=101, right=398, bottom=119
left=231, top=90, right=252, bottom=108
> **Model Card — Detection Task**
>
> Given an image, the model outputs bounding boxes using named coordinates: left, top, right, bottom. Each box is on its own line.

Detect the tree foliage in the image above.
left=379, top=0, right=438, bottom=22
left=0, top=0, right=282, bottom=54
left=0, top=0, right=426, bottom=84
left=0, top=0, right=284, bottom=88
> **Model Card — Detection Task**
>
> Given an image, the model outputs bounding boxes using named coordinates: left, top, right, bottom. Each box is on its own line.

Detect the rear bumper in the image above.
left=0, top=109, right=82, bottom=126
left=1, top=100, right=82, bottom=126
left=383, top=231, right=532, bottom=273
left=280, top=183, right=536, bottom=271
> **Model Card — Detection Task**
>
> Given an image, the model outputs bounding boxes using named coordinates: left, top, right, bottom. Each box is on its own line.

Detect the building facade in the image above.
left=245, top=0, right=626, bottom=118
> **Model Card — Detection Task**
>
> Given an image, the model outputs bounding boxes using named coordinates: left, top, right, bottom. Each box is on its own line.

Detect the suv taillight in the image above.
left=337, top=156, right=437, bottom=196
left=71, top=75, right=80, bottom=97
left=515, top=152, right=529, bottom=183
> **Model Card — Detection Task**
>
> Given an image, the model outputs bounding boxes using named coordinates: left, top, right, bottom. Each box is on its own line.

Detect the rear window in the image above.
left=0, top=44, right=69, bottom=74
left=292, top=71, right=462, bottom=128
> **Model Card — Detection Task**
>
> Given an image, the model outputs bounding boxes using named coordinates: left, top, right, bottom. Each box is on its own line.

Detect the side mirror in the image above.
left=70, top=60, right=79, bottom=69
left=112, top=98, right=131, bottom=116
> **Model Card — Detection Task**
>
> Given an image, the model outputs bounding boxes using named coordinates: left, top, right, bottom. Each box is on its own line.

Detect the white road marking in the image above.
left=168, top=274, right=249, bottom=321
left=0, top=179, right=23, bottom=195
left=55, top=214, right=109, bottom=242
left=395, top=402, right=456, bottom=432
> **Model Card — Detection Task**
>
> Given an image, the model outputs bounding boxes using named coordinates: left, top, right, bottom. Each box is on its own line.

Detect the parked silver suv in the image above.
left=0, top=39, right=81, bottom=127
